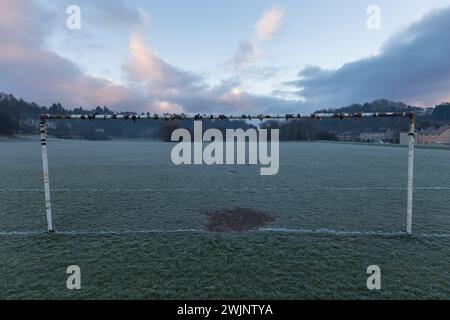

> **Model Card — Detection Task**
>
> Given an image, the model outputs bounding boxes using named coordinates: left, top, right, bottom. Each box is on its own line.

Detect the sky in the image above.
left=1, top=0, right=450, bottom=113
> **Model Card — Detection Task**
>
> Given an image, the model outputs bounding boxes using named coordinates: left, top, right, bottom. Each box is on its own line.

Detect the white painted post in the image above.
left=40, top=119, right=54, bottom=233
left=406, top=113, right=415, bottom=235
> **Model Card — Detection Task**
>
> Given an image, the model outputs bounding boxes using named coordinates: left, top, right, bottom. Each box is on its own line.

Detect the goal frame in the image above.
left=39, top=112, right=416, bottom=235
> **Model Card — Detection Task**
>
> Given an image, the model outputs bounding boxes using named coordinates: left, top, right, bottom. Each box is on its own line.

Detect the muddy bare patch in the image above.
left=204, top=207, right=277, bottom=232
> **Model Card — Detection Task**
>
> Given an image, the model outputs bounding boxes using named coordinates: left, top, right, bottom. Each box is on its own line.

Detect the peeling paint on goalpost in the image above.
left=38, top=112, right=416, bottom=235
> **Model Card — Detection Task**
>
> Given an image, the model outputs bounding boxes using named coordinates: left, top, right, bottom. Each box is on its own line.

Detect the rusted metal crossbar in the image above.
left=39, top=112, right=415, bottom=235
left=40, top=111, right=412, bottom=121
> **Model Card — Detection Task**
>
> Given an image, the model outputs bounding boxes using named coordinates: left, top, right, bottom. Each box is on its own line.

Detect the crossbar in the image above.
left=40, top=112, right=411, bottom=121
left=38, top=112, right=415, bottom=235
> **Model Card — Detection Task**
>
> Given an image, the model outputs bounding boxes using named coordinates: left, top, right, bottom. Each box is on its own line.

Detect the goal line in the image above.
left=38, top=112, right=416, bottom=235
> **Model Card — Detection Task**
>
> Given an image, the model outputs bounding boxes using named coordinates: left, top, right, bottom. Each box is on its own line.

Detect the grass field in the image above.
left=1, top=137, right=449, bottom=299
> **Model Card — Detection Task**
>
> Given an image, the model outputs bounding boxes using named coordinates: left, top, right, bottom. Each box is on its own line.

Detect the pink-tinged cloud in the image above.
left=124, top=32, right=200, bottom=93
left=256, top=5, right=285, bottom=40
left=228, top=6, right=283, bottom=71
left=151, top=100, right=184, bottom=113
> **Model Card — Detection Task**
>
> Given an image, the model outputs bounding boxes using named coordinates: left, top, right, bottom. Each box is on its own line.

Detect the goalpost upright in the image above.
left=39, top=111, right=415, bottom=235
left=406, top=112, right=415, bottom=235
left=39, top=118, right=54, bottom=233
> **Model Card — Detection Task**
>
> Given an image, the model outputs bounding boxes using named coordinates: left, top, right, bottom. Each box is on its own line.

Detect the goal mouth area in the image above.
left=37, top=111, right=416, bottom=235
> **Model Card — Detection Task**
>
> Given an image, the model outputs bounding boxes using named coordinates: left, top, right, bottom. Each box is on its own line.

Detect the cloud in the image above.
left=122, top=16, right=300, bottom=114
left=227, top=5, right=284, bottom=72
left=0, top=43, right=138, bottom=108
left=151, top=100, right=184, bottom=113
left=228, top=40, right=259, bottom=70
left=256, top=5, right=285, bottom=40
left=288, top=7, right=450, bottom=109
left=0, top=0, right=300, bottom=114
left=0, top=0, right=55, bottom=45
left=124, top=32, right=201, bottom=92
left=168, top=80, right=300, bottom=115
left=0, top=0, right=139, bottom=108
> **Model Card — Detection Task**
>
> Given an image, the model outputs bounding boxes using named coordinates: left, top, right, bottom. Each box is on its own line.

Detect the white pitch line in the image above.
left=56, top=229, right=205, bottom=235
left=1, top=187, right=450, bottom=192
left=0, top=229, right=206, bottom=237
left=0, top=231, right=42, bottom=236
left=1, top=228, right=450, bottom=238
left=257, top=228, right=407, bottom=237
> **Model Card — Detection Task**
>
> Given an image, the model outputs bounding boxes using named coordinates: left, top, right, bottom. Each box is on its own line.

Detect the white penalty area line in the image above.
left=1, top=187, right=450, bottom=192
left=1, top=228, right=450, bottom=238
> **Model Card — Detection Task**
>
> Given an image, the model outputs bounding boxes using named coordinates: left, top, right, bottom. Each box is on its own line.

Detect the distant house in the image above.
left=337, top=129, right=396, bottom=143
left=359, top=132, right=385, bottom=143
left=359, top=129, right=396, bottom=143
left=417, top=126, right=450, bottom=146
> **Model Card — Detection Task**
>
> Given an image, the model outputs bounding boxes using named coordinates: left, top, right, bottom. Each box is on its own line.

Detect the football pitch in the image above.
left=1, top=137, right=449, bottom=299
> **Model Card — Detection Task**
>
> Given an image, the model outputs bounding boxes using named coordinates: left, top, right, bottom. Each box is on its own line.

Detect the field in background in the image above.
left=1, top=137, right=449, bottom=299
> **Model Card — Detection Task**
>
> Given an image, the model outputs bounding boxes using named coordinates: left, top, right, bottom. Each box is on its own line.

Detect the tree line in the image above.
left=1, top=93, right=450, bottom=141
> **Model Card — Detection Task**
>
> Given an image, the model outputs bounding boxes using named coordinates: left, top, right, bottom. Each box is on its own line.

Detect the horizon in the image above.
left=1, top=91, right=430, bottom=115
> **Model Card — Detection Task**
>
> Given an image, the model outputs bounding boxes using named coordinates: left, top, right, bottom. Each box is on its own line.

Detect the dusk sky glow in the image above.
left=1, top=0, right=450, bottom=113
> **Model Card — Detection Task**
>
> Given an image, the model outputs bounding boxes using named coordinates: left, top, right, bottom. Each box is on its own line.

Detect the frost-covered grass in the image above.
left=1, top=139, right=449, bottom=299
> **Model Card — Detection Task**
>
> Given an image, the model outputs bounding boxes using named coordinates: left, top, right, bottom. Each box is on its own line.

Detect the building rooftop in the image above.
left=420, top=126, right=450, bottom=134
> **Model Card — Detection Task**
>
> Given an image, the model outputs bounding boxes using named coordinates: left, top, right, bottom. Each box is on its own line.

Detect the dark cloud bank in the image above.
left=288, top=7, right=450, bottom=110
